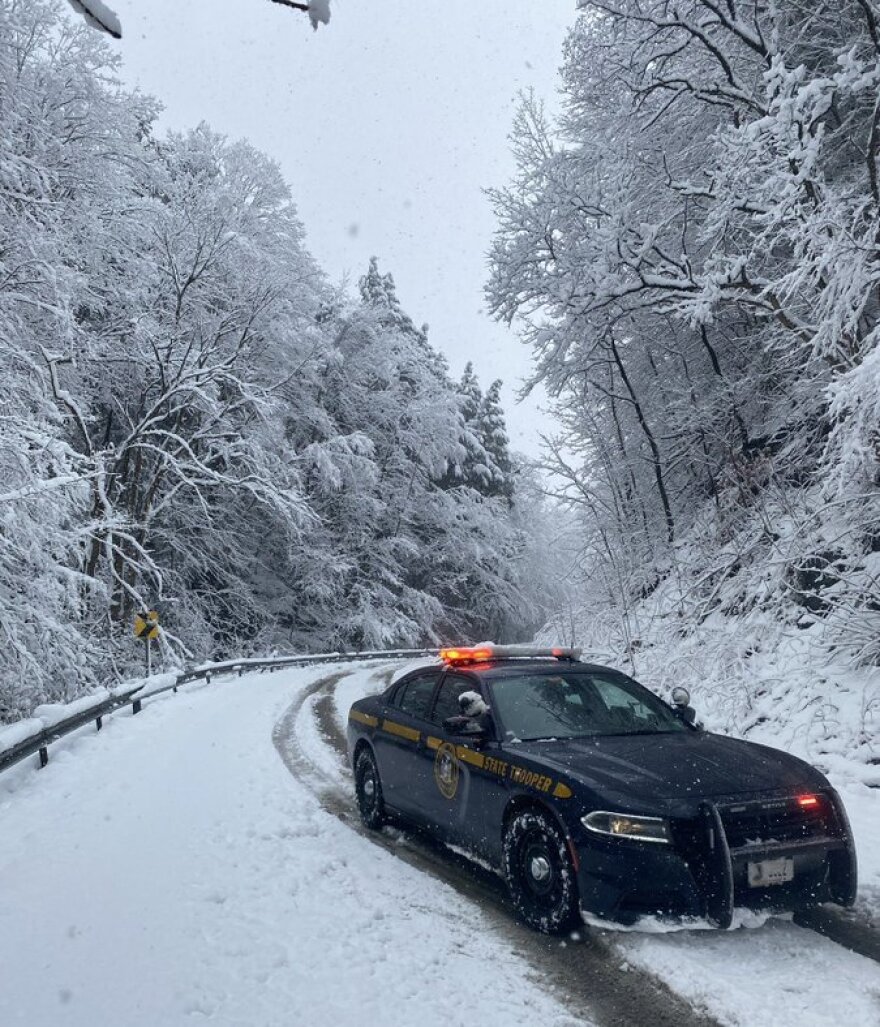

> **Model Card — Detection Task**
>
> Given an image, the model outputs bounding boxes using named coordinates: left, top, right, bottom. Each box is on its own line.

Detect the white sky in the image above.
left=111, top=0, right=576, bottom=457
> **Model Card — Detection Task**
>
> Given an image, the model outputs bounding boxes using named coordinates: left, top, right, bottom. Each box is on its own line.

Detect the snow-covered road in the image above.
left=0, top=665, right=581, bottom=1027
left=1, top=661, right=879, bottom=1027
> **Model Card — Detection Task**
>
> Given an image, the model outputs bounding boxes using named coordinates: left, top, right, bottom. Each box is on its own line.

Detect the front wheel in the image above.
left=354, top=747, right=386, bottom=830
left=502, top=809, right=579, bottom=934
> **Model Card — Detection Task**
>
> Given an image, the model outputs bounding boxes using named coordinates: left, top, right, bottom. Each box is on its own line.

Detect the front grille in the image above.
left=718, top=795, right=836, bottom=851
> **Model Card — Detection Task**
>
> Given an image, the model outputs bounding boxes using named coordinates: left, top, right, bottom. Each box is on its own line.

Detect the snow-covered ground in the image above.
left=0, top=665, right=580, bottom=1027
left=2, top=660, right=879, bottom=1027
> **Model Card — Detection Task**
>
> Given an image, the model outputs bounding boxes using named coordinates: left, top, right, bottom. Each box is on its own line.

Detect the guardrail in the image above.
left=0, top=648, right=438, bottom=777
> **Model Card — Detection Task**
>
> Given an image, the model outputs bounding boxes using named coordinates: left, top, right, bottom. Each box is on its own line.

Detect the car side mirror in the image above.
left=443, top=715, right=489, bottom=740
left=671, top=687, right=697, bottom=725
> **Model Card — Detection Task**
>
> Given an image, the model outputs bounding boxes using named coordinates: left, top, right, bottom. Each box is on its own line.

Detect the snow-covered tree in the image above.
left=0, top=0, right=153, bottom=712
left=476, top=380, right=515, bottom=502
left=0, top=0, right=546, bottom=718
left=489, top=0, right=880, bottom=663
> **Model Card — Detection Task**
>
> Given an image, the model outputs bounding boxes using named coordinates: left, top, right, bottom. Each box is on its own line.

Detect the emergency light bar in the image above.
left=439, top=644, right=581, bottom=664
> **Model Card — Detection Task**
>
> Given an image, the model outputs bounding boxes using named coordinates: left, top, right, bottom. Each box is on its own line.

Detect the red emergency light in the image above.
left=796, top=794, right=819, bottom=808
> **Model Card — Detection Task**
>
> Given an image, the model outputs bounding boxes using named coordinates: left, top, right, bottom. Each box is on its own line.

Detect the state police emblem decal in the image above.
left=434, top=741, right=460, bottom=799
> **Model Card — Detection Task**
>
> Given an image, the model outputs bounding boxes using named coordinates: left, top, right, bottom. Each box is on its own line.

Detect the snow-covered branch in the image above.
left=65, top=0, right=332, bottom=39
left=66, top=0, right=121, bottom=39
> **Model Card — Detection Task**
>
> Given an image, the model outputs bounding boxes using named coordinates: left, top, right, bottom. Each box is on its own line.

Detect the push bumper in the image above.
left=575, top=791, right=858, bottom=927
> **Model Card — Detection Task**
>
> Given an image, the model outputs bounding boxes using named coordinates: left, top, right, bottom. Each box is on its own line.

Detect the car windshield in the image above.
left=488, top=671, right=687, bottom=741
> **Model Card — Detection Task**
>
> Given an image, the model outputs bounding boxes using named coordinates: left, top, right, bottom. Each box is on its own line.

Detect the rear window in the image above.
left=391, top=673, right=438, bottom=720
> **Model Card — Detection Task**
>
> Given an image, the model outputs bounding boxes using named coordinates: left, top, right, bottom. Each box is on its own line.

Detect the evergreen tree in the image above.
left=458, top=362, right=483, bottom=422
left=476, top=380, right=515, bottom=502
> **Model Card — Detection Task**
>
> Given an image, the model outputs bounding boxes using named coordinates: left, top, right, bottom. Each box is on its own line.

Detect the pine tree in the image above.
left=459, top=362, right=483, bottom=422
left=477, top=380, right=515, bottom=502
left=358, top=256, right=418, bottom=336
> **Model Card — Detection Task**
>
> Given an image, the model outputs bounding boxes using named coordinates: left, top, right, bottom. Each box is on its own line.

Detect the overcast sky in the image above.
left=112, top=0, right=576, bottom=457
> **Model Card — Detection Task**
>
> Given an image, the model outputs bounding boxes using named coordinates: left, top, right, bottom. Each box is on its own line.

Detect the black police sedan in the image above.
left=346, top=645, right=858, bottom=933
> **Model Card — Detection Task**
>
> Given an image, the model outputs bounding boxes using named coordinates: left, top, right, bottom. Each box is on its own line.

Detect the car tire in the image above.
left=502, top=809, right=579, bottom=934
left=354, top=747, right=386, bottom=830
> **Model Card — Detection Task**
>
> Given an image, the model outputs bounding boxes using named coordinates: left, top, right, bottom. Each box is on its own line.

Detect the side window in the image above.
left=392, top=673, right=439, bottom=721
left=432, top=674, right=479, bottom=726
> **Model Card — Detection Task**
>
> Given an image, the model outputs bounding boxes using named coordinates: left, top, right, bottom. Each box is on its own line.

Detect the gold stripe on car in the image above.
left=381, top=719, right=421, bottom=742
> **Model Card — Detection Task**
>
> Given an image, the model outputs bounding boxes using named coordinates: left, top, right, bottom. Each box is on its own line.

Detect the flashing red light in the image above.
left=797, top=794, right=819, bottom=808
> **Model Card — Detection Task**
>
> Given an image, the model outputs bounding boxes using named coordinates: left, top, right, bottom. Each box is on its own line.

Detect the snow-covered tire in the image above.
left=502, top=809, right=579, bottom=934
left=354, top=747, right=385, bottom=830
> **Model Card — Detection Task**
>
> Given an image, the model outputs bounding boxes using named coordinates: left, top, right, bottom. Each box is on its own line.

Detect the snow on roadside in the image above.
left=0, top=717, right=44, bottom=751
left=0, top=678, right=174, bottom=755
left=611, top=919, right=880, bottom=1027
left=0, top=664, right=582, bottom=1027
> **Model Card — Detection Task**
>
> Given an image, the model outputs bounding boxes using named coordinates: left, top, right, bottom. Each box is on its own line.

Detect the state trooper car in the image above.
left=346, top=645, right=858, bottom=933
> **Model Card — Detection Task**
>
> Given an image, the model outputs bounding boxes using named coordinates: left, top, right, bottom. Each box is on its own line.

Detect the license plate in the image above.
left=747, top=857, right=794, bottom=887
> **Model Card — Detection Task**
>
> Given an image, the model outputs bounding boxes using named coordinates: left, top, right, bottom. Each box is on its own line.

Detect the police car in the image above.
left=346, top=645, right=858, bottom=933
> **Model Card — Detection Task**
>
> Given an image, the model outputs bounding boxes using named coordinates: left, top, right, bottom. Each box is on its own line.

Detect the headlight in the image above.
left=581, top=810, right=672, bottom=844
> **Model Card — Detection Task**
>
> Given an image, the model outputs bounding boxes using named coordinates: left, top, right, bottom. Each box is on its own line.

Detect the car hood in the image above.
left=508, top=731, right=827, bottom=816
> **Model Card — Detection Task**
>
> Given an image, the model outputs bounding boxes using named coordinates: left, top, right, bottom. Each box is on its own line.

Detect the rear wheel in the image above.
left=502, top=809, right=579, bottom=934
left=354, top=747, right=385, bottom=830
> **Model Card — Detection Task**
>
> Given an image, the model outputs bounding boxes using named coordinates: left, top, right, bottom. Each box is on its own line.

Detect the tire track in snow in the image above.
left=793, top=905, right=880, bottom=963
left=275, top=664, right=721, bottom=1027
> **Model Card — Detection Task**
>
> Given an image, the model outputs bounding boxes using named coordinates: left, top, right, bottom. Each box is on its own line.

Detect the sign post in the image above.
left=133, top=610, right=160, bottom=676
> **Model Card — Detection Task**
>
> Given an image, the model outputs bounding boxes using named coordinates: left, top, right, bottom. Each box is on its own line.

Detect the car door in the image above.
left=372, top=669, right=441, bottom=819
left=422, top=672, right=510, bottom=858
